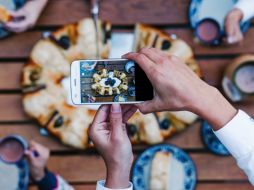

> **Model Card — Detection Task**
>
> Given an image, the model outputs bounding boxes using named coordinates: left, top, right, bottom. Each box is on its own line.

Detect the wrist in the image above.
left=31, top=169, right=45, bottom=181
left=105, top=162, right=132, bottom=189
left=191, top=85, right=237, bottom=130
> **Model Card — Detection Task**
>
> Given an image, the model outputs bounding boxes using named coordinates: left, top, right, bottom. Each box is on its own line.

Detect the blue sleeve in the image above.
left=33, top=169, right=58, bottom=190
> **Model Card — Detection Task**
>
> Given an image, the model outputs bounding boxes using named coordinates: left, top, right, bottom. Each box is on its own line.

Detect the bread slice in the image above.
left=0, top=5, right=12, bottom=23
left=150, top=151, right=171, bottom=190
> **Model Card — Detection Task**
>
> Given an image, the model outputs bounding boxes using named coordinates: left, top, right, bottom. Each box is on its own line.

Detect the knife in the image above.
left=90, top=0, right=100, bottom=58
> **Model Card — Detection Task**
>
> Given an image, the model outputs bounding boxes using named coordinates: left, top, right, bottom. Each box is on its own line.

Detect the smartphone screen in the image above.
left=77, top=59, right=153, bottom=104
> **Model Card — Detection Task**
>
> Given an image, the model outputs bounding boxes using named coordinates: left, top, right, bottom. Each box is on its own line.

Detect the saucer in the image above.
left=0, top=159, right=29, bottom=190
left=132, top=144, right=197, bottom=190
left=201, top=120, right=230, bottom=156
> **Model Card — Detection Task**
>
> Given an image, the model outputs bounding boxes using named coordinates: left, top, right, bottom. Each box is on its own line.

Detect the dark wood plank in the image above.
left=191, top=153, right=247, bottom=181
left=35, top=153, right=247, bottom=183
left=100, top=0, right=190, bottom=25
left=198, top=59, right=230, bottom=86
left=0, top=124, right=70, bottom=151
left=47, top=155, right=106, bottom=183
left=28, top=182, right=254, bottom=190
left=37, top=0, right=90, bottom=26
left=0, top=32, right=41, bottom=58
left=37, top=0, right=189, bottom=26
left=0, top=94, right=28, bottom=121
left=2, top=29, right=254, bottom=58
left=196, top=183, right=253, bottom=190
left=29, top=184, right=95, bottom=190
left=0, top=62, right=24, bottom=90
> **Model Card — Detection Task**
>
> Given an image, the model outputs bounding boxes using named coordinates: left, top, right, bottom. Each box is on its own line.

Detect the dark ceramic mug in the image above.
left=195, top=18, right=222, bottom=46
left=0, top=135, right=28, bottom=164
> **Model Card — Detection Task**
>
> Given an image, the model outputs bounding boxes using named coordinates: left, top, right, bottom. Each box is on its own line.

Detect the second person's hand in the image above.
left=25, top=141, right=50, bottom=181
left=89, top=104, right=137, bottom=189
left=224, top=8, right=244, bottom=44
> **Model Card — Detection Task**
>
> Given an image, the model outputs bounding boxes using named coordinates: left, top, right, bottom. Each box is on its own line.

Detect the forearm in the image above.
left=24, top=0, right=48, bottom=17
left=190, top=84, right=237, bottom=131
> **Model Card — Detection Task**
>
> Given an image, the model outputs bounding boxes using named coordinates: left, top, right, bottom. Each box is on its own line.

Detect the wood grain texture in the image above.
left=0, top=62, right=24, bottom=90
left=0, top=124, right=71, bottom=151
left=36, top=0, right=190, bottom=26
left=196, top=183, right=254, bottom=190
left=31, top=153, right=247, bottom=183
left=1, top=28, right=254, bottom=58
left=28, top=182, right=254, bottom=190
left=0, top=94, right=28, bottom=121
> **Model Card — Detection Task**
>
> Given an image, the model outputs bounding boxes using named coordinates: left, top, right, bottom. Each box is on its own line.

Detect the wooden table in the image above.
left=0, top=0, right=254, bottom=189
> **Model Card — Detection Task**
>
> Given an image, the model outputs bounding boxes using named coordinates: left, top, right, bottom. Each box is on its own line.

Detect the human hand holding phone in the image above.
left=89, top=104, right=137, bottom=189
left=123, top=48, right=237, bottom=131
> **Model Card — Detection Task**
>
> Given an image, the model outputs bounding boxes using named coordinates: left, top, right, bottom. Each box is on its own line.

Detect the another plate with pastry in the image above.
left=132, top=144, right=197, bottom=190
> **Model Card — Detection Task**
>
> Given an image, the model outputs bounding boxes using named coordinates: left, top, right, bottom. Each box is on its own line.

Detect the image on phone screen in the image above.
left=77, top=59, right=153, bottom=104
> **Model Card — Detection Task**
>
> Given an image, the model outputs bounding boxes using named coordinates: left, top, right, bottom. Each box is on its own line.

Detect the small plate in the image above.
left=189, top=0, right=250, bottom=36
left=201, top=120, right=230, bottom=156
left=0, top=159, right=29, bottom=190
left=132, top=144, right=197, bottom=190
left=0, top=0, right=25, bottom=39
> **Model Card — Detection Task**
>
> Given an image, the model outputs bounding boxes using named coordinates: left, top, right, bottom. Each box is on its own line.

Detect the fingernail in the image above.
left=227, top=36, right=236, bottom=44
left=111, top=104, right=121, bottom=113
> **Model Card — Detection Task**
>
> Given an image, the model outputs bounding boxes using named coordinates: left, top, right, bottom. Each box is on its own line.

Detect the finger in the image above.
left=24, top=150, right=37, bottom=162
left=4, top=22, right=29, bottom=33
left=9, top=10, right=25, bottom=18
left=122, top=52, right=155, bottom=77
left=135, top=99, right=158, bottom=114
left=92, top=105, right=110, bottom=125
left=110, top=104, right=123, bottom=137
left=139, top=47, right=167, bottom=64
left=123, top=106, right=138, bottom=123
left=121, top=104, right=134, bottom=114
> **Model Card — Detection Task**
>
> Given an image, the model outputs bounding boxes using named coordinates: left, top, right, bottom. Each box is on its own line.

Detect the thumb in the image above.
left=136, top=99, right=157, bottom=114
left=110, top=104, right=123, bottom=137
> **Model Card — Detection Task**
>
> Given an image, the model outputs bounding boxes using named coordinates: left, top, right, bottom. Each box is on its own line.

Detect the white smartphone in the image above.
left=70, top=59, right=154, bottom=105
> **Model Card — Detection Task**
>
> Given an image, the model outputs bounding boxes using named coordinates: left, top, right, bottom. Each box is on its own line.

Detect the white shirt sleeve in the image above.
left=234, top=0, right=254, bottom=22
left=214, top=110, right=254, bottom=185
left=96, top=180, right=133, bottom=190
